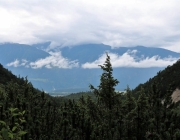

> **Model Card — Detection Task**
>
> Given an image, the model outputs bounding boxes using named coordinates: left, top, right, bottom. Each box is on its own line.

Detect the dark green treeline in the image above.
left=1, top=56, right=180, bottom=139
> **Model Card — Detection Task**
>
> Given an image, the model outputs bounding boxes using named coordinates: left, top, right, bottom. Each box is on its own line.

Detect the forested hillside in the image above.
left=133, top=59, right=180, bottom=98
left=1, top=55, right=180, bottom=139
left=0, top=64, right=24, bottom=86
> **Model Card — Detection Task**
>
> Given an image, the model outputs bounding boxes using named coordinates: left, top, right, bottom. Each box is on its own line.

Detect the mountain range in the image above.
left=0, top=42, right=180, bottom=95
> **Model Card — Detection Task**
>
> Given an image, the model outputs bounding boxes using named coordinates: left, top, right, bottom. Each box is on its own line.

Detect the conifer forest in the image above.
left=1, top=54, right=180, bottom=140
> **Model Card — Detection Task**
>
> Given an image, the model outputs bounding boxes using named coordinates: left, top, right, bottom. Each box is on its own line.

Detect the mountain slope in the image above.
left=0, top=63, right=25, bottom=86
left=0, top=43, right=50, bottom=64
left=1, top=43, right=180, bottom=94
left=1, top=53, right=180, bottom=140
left=0, top=62, right=62, bottom=103
left=61, top=44, right=111, bottom=63
left=132, top=59, right=180, bottom=97
left=61, top=44, right=180, bottom=63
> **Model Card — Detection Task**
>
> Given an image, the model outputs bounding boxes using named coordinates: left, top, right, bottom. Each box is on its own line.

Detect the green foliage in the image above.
left=90, top=53, right=119, bottom=110
left=0, top=58, right=180, bottom=139
left=64, top=91, right=96, bottom=101
left=132, top=59, right=180, bottom=98
left=0, top=108, right=26, bottom=140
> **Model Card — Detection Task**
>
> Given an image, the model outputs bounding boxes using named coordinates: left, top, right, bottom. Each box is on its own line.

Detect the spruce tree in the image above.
left=90, top=53, right=119, bottom=110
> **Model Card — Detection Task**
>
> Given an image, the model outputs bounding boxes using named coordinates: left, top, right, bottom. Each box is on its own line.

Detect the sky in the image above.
left=0, top=0, right=180, bottom=52
left=1, top=0, right=180, bottom=69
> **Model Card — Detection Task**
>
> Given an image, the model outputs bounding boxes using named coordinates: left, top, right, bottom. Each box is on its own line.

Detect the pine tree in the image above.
left=90, top=53, right=119, bottom=110
left=123, top=86, right=136, bottom=139
left=135, top=87, right=149, bottom=139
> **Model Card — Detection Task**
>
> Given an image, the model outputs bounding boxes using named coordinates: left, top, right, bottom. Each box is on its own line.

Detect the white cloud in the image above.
left=21, top=59, right=28, bottom=66
left=29, top=51, right=79, bottom=69
left=7, top=59, right=20, bottom=67
left=7, top=59, right=28, bottom=67
left=0, top=0, right=180, bottom=52
left=6, top=52, right=79, bottom=69
left=82, top=51, right=179, bottom=68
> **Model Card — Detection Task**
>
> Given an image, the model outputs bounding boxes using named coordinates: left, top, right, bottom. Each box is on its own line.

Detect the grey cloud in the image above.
left=0, top=0, right=180, bottom=52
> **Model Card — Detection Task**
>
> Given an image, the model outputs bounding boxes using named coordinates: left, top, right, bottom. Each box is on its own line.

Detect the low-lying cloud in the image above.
left=29, top=52, right=79, bottom=69
left=7, top=52, right=79, bottom=69
left=7, top=50, right=180, bottom=69
left=7, top=59, right=28, bottom=67
left=82, top=50, right=179, bottom=68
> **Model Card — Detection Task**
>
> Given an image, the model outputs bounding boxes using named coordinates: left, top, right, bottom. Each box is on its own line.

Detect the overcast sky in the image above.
left=0, top=0, right=180, bottom=52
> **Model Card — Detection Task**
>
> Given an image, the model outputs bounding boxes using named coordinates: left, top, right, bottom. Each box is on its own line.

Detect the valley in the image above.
left=1, top=43, right=179, bottom=95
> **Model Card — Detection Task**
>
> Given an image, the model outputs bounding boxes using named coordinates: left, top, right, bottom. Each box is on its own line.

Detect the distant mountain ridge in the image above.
left=61, top=44, right=180, bottom=63
left=0, top=43, right=50, bottom=64
left=0, top=42, right=180, bottom=94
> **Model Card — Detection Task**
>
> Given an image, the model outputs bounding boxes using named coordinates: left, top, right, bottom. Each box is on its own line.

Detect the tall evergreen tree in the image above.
left=90, top=53, right=119, bottom=110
